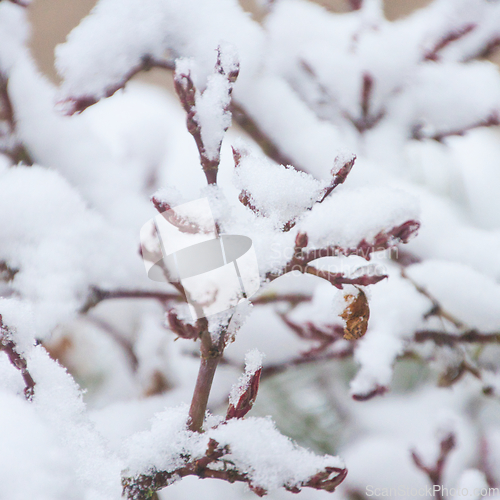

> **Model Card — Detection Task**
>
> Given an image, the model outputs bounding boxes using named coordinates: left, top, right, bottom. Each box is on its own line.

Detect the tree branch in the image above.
left=0, top=315, right=35, bottom=400
left=411, top=433, right=456, bottom=500
left=61, top=56, right=175, bottom=115
left=424, top=24, right=476, bottom=61
left=80, top=287, right=181, bottom=314
left=412, top=113, right=500, bottom=143
left=122, top=438, right=347, bottom=499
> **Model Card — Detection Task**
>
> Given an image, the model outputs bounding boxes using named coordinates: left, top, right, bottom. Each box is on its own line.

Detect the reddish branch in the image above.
left=267, top=220, right=420, bottom=283
left=174, top=49, right=239, bottom=185
left=414, top=329, right=500, bottom=346
left=230, top=102, right=299, bottom=170
left=346, top=73, right=385, bottom=133
left=411, top=433, right=456, bottom=500
left=352, top=385, right=388, bottom=402
left=261, top=346, right=354, bottom=378
left=412, top=113, right=500, bottom=143
left=0, top=315, right=35, bottom=400
left=122, top=438, right=347, bottom=499
left=424, top=24, right=476, bottom=61
left=63, top=56, right=175, bottom=115
left=80, top=287, right=181, bottom=313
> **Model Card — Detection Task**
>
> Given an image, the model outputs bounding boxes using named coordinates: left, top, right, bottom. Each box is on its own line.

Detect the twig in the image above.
left=85, top=315, right=139, bottom=371
left=174, top=48, right=239, bottom=185
left=230, top=102, right=300, bottom=170
left=122, top=437, right=347, bottom=499
left=266, top=220, right=420, bottom=282
left=424, top=24, right=476, bottom=61
left=62, top=56, right=175, bottom=115
left=412, top=113, right=500, bottom=143
left=260, top=346, right=354, bottom=378
left=411, top=433, right=456, bottom=500
left=80, top=287, right=181, bottom=314
left=345, top=73, right=385, bottom=133
left=414, top=329, right=500, bottom=346
left=0, top=315, right=35, bottom=400
left=400, top=269, right=464, bottom=329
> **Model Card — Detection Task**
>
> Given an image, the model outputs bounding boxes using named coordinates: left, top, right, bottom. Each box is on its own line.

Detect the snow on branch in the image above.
left=59, top=55, right=174, bottom=115
left=174, top=46, right=239, bottom=184
left=226, top=349, right=263, bottom=420
left=0, top=314, right=35, bottom=400
left=121, top=406, right=346, bottom=499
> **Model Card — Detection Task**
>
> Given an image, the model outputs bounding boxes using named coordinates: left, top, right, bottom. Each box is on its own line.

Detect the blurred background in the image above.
left=28, top=0, right=439, bottom=87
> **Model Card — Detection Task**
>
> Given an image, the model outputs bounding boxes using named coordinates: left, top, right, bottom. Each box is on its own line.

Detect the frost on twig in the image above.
left=121, top=406, right=347, bottom=499
left=0, top=314, right=35, bottom=400
left=174, top=45, right=239, bottom=185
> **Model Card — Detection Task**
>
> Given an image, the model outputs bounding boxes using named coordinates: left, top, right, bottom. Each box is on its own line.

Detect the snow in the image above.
left=3, top=0, right=500, bottom=498
left=123, top=404, right=344, bottom=493
left=228, top=348, right=264, bottom=407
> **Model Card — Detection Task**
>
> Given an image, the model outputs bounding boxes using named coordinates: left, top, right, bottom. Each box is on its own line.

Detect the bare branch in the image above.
left=80, top=287, right=181, bottom=314
left=424, top=24, right=476, bottom=62
left=345, top=73, right=385, bottom=133
left=411, top=433, right=456, bottom=499
left=414, top=329, right=500, bottom=346
left=412, top=113, right=500, bottom=143
left=61, top=56, right=175, bottom=115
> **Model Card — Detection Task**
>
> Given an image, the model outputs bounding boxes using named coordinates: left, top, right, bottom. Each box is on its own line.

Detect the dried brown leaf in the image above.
left=340, top=288, right=370, bottom=340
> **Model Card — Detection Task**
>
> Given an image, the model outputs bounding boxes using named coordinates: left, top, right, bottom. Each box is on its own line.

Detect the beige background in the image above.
left=28, top=0, right=435, bottom=87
